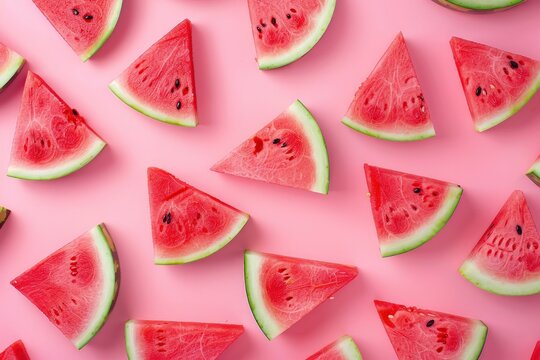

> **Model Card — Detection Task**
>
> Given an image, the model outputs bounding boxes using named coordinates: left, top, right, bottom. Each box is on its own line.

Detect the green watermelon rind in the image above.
left=341, top=117, right=436, bottom=142
left=125, top=320, right=140, bottom=360
left=434, top=0, right=525, bottom=11
left=153, top=213, right=250, bottom=265
left=108, top=80, right=198, bottom=127
left=0, top=51, right=25, bottom=91
left=336, top=336, right=363, bottom=359
left=257, top=0, right=336, bottom=70
left=79, top=0, right=123, bottom=62
left=380, top=185, right=463, bottom=257
left=7, top=138, right=106, bottom=180
left=461, top=320, right=489, bottom=360
left=526, top=161, right=540, bottom=187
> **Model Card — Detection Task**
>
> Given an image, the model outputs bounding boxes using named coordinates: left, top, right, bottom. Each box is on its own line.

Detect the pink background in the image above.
left=1, top=0, right=540, bottom=358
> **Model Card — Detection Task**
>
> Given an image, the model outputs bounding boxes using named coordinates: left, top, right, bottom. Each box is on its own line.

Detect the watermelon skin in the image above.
left=8, top=72, right=106, bottom=180
left=306, top=336, right=363, bottom=360
left=527, top=155, right=540, bottom=187
left=342, top=33, right=436, bottom=142
left=244, top=250, right=357, bottom=340
left=364, top=164, right=463, bottom=257
left=0, top=206, right=11, bottom=230
left=212, top=100, right=329, bottom=194
left=450, top=37, right=540, bottom=132
left=0, top=44, right=25, bottom=91
left=247, top=0, right=336, bottom=69
left=433, top=0, right=525, bottom=11
left=0, top=340, right=30, bottom=360
left=375, top=300, right=487, bottom=360
left=11, top=224, right=120, bottom=349
left=531, top=341, right=540, bottom=360
left=109, top=20, right=198, bottom=127
left=31, top=0, right=122, bottom=61
left=125, top=320, right=244, bottom=360
left=148, top=167, right=249, bottom=264
left=460, top=191, right=540, bottom=296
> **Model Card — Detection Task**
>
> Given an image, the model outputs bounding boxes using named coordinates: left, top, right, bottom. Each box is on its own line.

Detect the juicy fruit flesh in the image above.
left=531, top=341, right=540, bottom=360
left=306, top=336, right=363, bottom=360
left=0, top=44, right=25, bottom=91
left=125, top=320, right=244, bottom=360
left=0, top=340, right=30, bottom=360
left=434, top=0, right=525, bottom=11
left=450, top=37, right=540, bottom=132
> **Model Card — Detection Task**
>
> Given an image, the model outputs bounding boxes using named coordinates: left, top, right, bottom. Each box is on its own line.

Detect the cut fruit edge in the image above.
left=336, top=336, right=363, bottom=359
left=379, top=185, right=463, bottom=257
left=435, top=0, right=525, bottom=11
left=341, top=116, right=436, bottom=142
left=257, top=0, right=336, bottom=70
left=461, top=320, right=489, bottom=360
left=527, top=162, right=540, bottom=186
left=153, top=213, right=250, bottom=265
left=79, top=0, right=123, bottom=61
left=125, top=321, right=139, bottom=360
left=0, top=52, right=25, bottom=90
left=108, top=80, right=198, bottom=127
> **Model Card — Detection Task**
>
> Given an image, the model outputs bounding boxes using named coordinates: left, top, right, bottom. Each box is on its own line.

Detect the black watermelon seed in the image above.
left=72, top=8, right=79, bottom=15
left=426, top=320, right=435, bottom=327
left=72, top=109, right=79, bottom=116
left=256, top=26, right=262, bottom=33
left=271, top=17, right=277, bottom=26
left=510, top=60, right=519, bottom=69
left=286, top=14, right=292, bottom=19
left=516, top=225, right=523, bottom=235
left=413, top=188, right=421, bottom=193
left=176, top=101, right=182, bottom=110
left=83, top=14, right=93, bottom=21
left=475, top=87, right=482, bottom=96
left=281, top=142, right=287, bottom=148
left=175, top=79, right=180, bottom=88
left=273, top=138, right=281, bottom=144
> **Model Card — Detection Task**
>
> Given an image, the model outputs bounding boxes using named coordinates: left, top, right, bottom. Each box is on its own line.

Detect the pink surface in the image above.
left=0, top=0, right=539, bottom=359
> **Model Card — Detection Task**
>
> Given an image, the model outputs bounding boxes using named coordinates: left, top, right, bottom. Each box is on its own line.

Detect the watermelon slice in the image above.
left=125, top=320, right=244, bottom=360
left=374, top=300, right=488, bottom=360
left=244, top=250, right=357, bottom=340
left=7, top=72, right=106, bottom=180
left=109, top=20, right=197, bottom=127
left=364, top=164, right=463, bottom=257
left=0, top=43, right=25, bottom=91
left=0, top=340, right=30, bottom=360
left=527, top=155, right=540, bottom=187
left=212, top=100, right=329, bottom=194
left=342, top=33, right=435, bottom=141
left=433, top=0, right=525, bottom=11
left=450, top=37, right=540, bottom=132
left=31, top=0, right=122, bottom=61
left=531, top=341, right=540, bottom=360
left=247, top=0, right=336, bottom=69
left=0, top=206, right=11, bottom=230
left=11, top=224, right=120, bottom=349
left=148, top=167, right=249, bottom=264
left=460, top=190, right=540, bottom=296
left=306, top=336, right=363, bottom=360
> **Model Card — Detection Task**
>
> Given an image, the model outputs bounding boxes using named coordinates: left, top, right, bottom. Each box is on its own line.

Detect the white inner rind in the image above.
left=460, top=259, right=540, bottom=296
left=437, top=0, right=524, bottom=10
left=337, top=336, right=363, bottom=359
left=109, top=80, right=198, bottom=127
left=257, top=0, right=336, bottom=70
left=80, top=0, right=123, bottom=61
left=125, top=321, right=140, bottom=360
left=0, top=52, right=25, bottom=90
left=460, top=320, right=488, bottom=360
left=342, top=116, right=436, bottom=142
left=527, top=162, right=540, bottom=184
left=380, top=185, right=463, bottom=257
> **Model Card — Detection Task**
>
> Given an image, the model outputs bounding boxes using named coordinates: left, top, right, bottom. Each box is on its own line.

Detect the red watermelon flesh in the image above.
left=306, top=336, right=363, bottom=360
left=8, top=72, right=106, bottom=180
left=0, top=341, right=30, bottom=360
left=109, top=20, right=197, bottom=127
left=342, top=33, right=435, bottom=141
left=450, top=37, right=540, bottom=132
left=148, top=167, right=249, bottom=264
left=211, top=100, right=329, bottom=194
left=244, top=250, right=357, bottom=340
left=0, top=43, right=25, bottom=91
left=460, top=191, right=540, bottom=296
left=375, top=300, right=487, bottom=360
left=531, top=341, right=540, bottom=360
left=11, top=224, right=119, bottom=349
left=364, top=164, right=463, bottom=257
left=31, top=0, right=122, bottom=61
left=125, top=320, right=244, bottom=360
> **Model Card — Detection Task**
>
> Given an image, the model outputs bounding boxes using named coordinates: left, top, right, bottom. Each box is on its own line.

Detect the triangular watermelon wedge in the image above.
left=527, top=155, right=540, bottom=187
left=450, top=37, right=540, bottom=132
left=148, top=167, right=249, bottom=265
left=342, top=33, right=435, bottom=141
left=374, top=300, right=488, bottom=360
left=365, top=164, right=463, bottom=257
left=110, top=20, right=198, bottom=127
left=306, top=335, right=363, bottom=360
left=212, top=100, right=329, bottom=194
left=31, top=0, right=122, bottom=61
left=8, top=72, right=106, bottom=180
left=460, top=190, right=540, bottom=296
left=11, top=224, right=120, bottom=349
left=531, top=341, right=540, bottom=360
left=0, top=43, right=25, bottom=91
left=0, top=340, right=30, bottom=360
left=0, top=206, right=11, bottom=230
left=125, top=320, right=244, bottom=360
left=244, top=250, right=357, bottom=340
left=247, top=0, right=336, bottom=69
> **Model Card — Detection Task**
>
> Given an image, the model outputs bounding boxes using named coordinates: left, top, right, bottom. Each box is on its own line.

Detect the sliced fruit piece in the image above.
left=0, top=43, right=25, bottom=91
left=31, top=0, right=122, bottom=61
left=0, top=206, right=11, bottom=230
left=7, top=71, right=106, bottom=180
left=450, top=37, right=540, bottom=132
left=212, top=100, right=329, bottom=194
left=375, top=300, right=487, bottom=360
left=460, top=190, right=540, bottom=296
left=109, top=20, right=197, bottom=127
left=244, top=250, right=357, bottom=340
left=531, top=341, right=540, bottom=360
left=306, top=335, right=363, bottom=360
left=433, top=0, right=525, bottom=11
left=342, top=33, right=435, bottom=141
left=148, top=167, right=249, bottom=264
left=364, top=164, right=463, bottom=257
left=0, top=340, right=30, bottom=360
left=11, top=224, right=120, bottom=349
left=125, top=320, right=244, bottom=360
left=527, top=155, right=540, bottom=187
left=247, top=0, right=336, bottom=69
